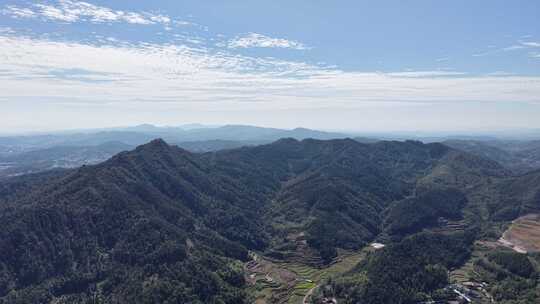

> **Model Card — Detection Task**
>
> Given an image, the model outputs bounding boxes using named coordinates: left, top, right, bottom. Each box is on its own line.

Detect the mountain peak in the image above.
left=136, top=138, right=170, bottom=152
left=135, top=123, right=156, bottom=128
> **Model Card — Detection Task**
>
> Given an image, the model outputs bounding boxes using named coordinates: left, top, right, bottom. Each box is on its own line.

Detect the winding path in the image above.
left=302, top=285, right=318, bottom=304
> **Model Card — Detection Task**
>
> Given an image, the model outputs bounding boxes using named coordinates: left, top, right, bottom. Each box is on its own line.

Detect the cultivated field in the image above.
left=246, top=248, right=367, bottom=304
left=499, top=214, right=540, bottom=253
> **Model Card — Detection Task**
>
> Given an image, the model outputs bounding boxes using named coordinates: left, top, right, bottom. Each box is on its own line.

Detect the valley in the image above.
left=246, top=248, right=369, bottom=304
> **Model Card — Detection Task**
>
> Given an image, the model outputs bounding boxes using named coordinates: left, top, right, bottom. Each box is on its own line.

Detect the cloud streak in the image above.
left=502, top=45, right=526, bottom=51
left=1, top=33, right=539, bottom=112
left=2, top=5, right=36, bottom=18
left=521, top=41, right=540, bottom=48
left=387, top=71, right=466, bottom=78
left=2, top=0, right=183, bottom=26
left=225, top=33, right=309, bottom=50
left=474, top=40, right=540, bottom=58
left=435, top=57, right=450, bottom=62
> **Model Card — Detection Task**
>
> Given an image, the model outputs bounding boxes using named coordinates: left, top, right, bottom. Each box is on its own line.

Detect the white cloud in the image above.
left=503, top=45, right=526, bottom=51
left=35, top=3, right=79, bottom=22
left=521, top=41, right=540, bottom=48
left=486, top=71, right=515, bottom=76
left=1, top=33, right=539, bottom=113
left=1, top=1, right=185, bottom=27
left=501, top=41, right=540, bottom=52
left=150, top=15, right=171, bottom=24
left=387, top=71, right=466, bottom=78
left=472, top=51, right=492, bottom=57
left=226, top=33, right=309, bottom=50
left=0, top=27, right=14, bottom=34
left=474, top=40, right=540, bottom=58
left=1, top=5, right=36, bottom=18
left=121, top=12, right=153, bottom=25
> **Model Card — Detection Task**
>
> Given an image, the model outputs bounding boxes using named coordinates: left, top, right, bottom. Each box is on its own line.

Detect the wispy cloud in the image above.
left=1, top=0, right=184, bottom=27
left=522, top=41, right=540, bottom=48
left=435, top=57, right=450, bottom=62
left=387, top=71, right=466, bottom=78
left=486, top=71, right=515, bottom=77
left=1, top=33, right=539, bottom=110
left=472, top=51, right=493, bottom=57
left=474, top=40, right=540, bottom=58
left=0, top=27, right=14, bottom=34
left=502, top=45, right=526, bottom=51
left=501, top=41, right=540, bottom=52
left=225, top=33, right=309, bottom=50
left=1, top=5, right=36, bottom=18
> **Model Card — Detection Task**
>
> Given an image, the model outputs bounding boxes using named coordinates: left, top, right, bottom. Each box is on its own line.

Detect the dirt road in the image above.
left=303, top=285, right=318, bottom=304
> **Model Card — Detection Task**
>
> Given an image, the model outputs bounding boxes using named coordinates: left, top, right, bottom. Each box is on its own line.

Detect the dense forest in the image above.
left=0, top=138, right=539, bottom=303
left=313, top=231, right=477, bottom=303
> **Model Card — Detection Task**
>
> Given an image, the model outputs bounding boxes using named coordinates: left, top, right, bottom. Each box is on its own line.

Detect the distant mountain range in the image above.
left=0, top=125, right=352, bottom=178
left=2, top=124, right=540, bottom=180
left=0, top=124, right=349, bottom=151
left=443, top=139, right=540, bottom=174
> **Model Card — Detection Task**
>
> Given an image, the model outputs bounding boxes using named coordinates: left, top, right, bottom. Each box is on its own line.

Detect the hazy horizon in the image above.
left=1, top=122, right=540, bottom=141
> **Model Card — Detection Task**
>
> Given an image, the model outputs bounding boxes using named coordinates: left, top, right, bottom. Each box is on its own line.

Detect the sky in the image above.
left=1, top=0, right=540, bottom=133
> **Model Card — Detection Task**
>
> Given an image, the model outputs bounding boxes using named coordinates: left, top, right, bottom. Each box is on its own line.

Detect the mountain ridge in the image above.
left=0, top=138, right=537, bottom=303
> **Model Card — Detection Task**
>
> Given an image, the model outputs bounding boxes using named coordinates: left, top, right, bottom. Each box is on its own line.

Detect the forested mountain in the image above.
left=0, top=138, right=538, bottom=303
left=444, top=139, right=540, bottom=175
left=0, top=140, right=259, bottom=179
left=0, top=125, right=348, bottom=179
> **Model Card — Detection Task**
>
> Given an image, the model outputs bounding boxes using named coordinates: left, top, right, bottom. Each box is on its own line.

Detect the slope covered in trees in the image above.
left=444, top=139, right=540, bottom=175
left=0, top=138, right=537, bottom=303
left=313, top=231, right=476, bottom=304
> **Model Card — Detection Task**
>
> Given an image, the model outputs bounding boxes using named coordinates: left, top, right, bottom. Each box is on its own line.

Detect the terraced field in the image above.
left=246, top=248, right=368, bottom=304
left=499, top=213, right=540, bottom=253
left=450, top=245, right=482, bottom=284
left=449, top=242, right=497, bottom=303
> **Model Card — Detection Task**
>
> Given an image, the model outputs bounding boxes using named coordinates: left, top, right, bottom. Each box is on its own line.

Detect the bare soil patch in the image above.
left=499, top=214, right=540, bottom=253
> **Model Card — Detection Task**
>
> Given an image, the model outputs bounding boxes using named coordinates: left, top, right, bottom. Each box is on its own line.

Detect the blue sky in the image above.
left=1, top=0, right=540, bottom=133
